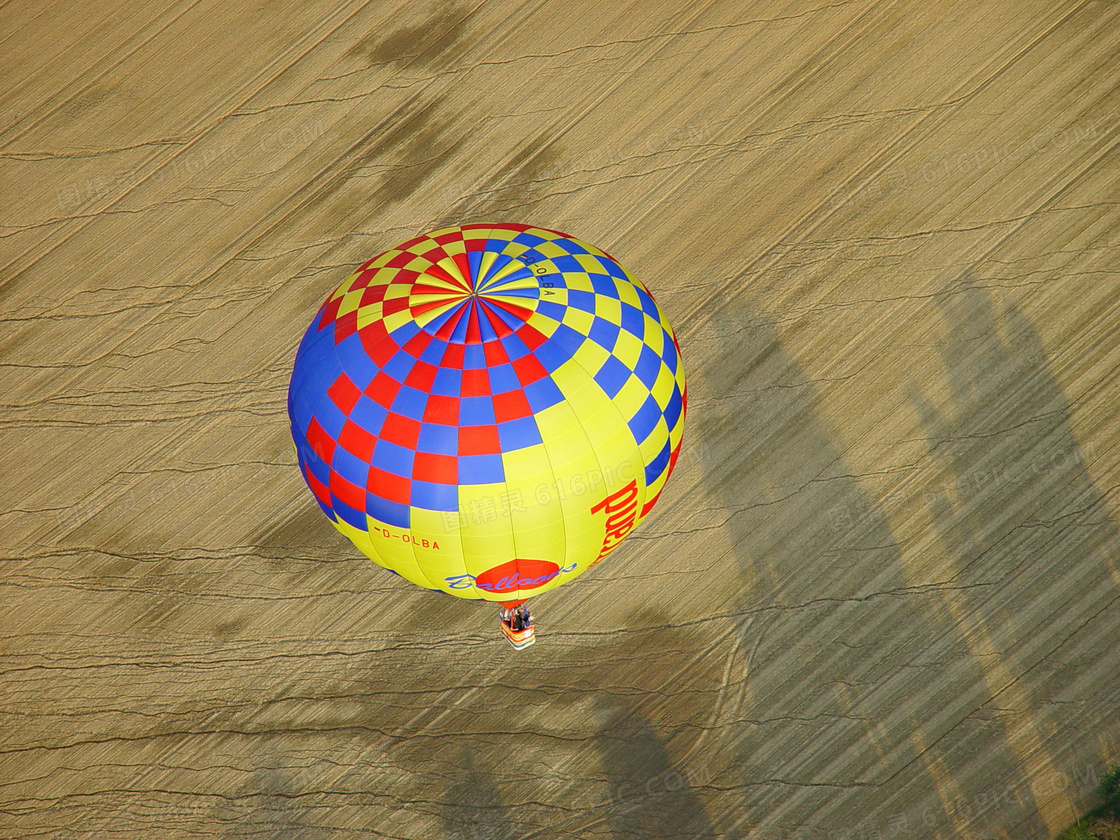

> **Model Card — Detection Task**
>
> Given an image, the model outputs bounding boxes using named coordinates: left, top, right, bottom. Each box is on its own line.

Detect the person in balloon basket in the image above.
left=499, top=602, right=535, bottom=649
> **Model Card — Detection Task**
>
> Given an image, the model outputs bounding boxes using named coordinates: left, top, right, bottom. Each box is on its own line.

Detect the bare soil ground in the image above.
left=2, top=1, right=1118, bottom=837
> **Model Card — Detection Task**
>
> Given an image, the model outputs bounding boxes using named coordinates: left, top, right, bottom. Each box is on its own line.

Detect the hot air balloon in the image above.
left=287, top=223, right=686, bottom=646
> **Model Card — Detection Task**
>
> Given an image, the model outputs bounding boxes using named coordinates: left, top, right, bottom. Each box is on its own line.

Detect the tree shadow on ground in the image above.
left=322, top=619, right=725, bottom=840
left=910, top=280, right=1120, bottom=832
left=223, top=743, right=329, bottom=840
left=441, top=747, right=522, bottom=840
left=592, top=701, right=719, bottom=840
left=691, top=295, right=1052, bottom=839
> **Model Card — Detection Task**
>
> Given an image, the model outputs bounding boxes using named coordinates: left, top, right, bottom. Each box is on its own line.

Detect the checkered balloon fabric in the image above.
left=288, top=224, right=686, bottom=602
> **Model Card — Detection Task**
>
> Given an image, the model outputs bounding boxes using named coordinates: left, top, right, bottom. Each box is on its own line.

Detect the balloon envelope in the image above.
left=287, top=224, right=686, bottom=602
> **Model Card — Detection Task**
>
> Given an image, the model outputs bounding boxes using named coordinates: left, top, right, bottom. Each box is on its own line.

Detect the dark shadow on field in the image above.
left=223, top=746, right=327, bottom=839
left=347, top=5, right=472, bottom=71
left=318, top=621, right=722, bottom=840
left=593, top=703, right=718, bottom=840
left=432, top=132, right=569, bottom=230
left=441, top=748, right=521, bottom=840
left=255, top=500, right=342, bottom=559
left=690, top=298, right=1049, bottom=839
left=910, top=281, right=1120, bottom=827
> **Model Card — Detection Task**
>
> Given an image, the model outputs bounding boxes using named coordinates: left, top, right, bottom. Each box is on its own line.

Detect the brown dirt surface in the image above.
left=2, top=1, right=1118, bottom=838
